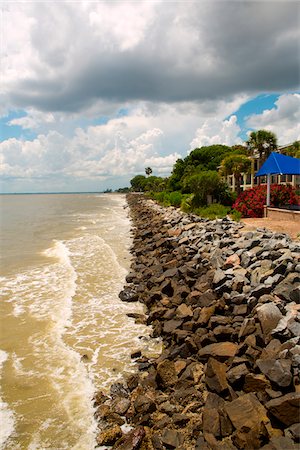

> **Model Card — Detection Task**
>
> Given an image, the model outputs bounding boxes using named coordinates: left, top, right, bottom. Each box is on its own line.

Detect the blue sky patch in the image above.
left=230, top=94, right=279, bottom=141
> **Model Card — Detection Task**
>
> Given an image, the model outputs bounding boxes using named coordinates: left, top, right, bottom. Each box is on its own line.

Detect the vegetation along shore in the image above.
left=93, top=193, right=300, bottom=449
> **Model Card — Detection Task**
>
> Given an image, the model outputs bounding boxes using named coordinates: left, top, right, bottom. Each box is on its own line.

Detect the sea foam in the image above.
left=0, top=350, right=15, bottom=448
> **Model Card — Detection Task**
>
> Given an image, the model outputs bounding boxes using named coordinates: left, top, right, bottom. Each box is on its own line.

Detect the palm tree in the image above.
left=220, top=154, right=251, bottom=196
left=145, top=167, right=153, bottom=177
left=247, top=130, right=278, bottom=162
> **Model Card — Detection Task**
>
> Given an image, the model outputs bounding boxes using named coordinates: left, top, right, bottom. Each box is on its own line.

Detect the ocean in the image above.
left=0, top=193, right=159, bottom=449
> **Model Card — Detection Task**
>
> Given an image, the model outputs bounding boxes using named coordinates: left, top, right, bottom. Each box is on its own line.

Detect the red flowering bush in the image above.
left=233, top=184, right=299, bottom=218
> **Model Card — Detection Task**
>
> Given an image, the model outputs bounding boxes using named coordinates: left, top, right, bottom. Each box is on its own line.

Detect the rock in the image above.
left=238, top=318, right=256, bottom=339
left=213, top=269, right=227, bottom=287
left=266, top=393, right=300, bottom=426
left=205, top=358, right=228, bottom=393
left=233, top=304, right=248, bottom=316
left=131, top=349, right=142, bottom=359
left=113, top=194, right=300, bottom=449
left=224, top=393, right=269, bottom=431
left=273, top=274, right=300, bottom=302
left=257, top=359, right=292, bottom=388
left=256, top=303, right=283, bottom=342
left=198, top=342, right=238, bottom=359
left=260, top=436, right=297, bottom=449
left=112, top=398, right=131, bottom=415
left=163, top=319, right=183, bottom=334
left=113, top=426, right=145, bottom=449
left=243, top=373, right=271, bottom=393
left=119, top=286, right=139, bottom=302
left=97, top=425, right=122, bottom=446
left=251, top=284, right=273, bottom=298
left=172, top=413, right=190, bottom=426
left=203, top=407, right=220, bottom=436
left=226, top=363, right=249, bottom=385
left=134, top=394, right=156, bottom=414
left=224, top=254, right=240, bottom=267
left=285, top=423, right=300, bottom=442
left=174, top=360, right=187, bottom=375
left=158, top=401, right=178, bottom=415
left=197, top=305, right=216, bottom=325
left=176, top=303, right=193, bottom=319
left=110, top=382, right=129, bottom=399
left=156, top=360, right=178, bottom=387
left=161, top=429, right=184, bottom=448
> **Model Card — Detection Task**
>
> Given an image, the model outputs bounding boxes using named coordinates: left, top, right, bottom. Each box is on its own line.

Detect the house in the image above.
left=225, top=144, right=300, bottom=193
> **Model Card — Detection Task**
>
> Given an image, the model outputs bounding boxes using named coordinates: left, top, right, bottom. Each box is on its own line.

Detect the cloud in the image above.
left=1, top=1, right=299, bottom=192
left=0, top=113, right=179, bottom=189
left=246, top=94, right=300, bottom=144
left=8, top=109, right=56, bottom=130
left=2, top=1, right=299, bottom=114
left=190, top=115, right=242, bottom=149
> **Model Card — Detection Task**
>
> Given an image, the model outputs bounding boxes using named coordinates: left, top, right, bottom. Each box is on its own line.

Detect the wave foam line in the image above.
left=43, top=240, right=77, bottom=334
left=0, top=350, right=15, bottom=448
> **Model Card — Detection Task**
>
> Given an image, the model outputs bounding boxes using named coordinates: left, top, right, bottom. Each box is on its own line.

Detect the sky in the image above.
left=0, top=0, right=299, bottom=193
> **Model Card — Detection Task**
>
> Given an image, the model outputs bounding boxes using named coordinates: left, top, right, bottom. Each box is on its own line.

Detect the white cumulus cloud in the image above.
left=190, top=115, right=242, bottom=149
left=246, top=94, right=300, bottom=145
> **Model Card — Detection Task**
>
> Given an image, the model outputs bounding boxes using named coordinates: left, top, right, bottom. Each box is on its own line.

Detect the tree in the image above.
left=144, top=176, right=165, bottom=192
left=130, top=175, right=146, bottom=192
left=145, top=167, right=153, bottom=177
left=186, top=145, right=232, bottom=171
left=281, top=141, right=300, bottom=158
left=220, top=154, right=251, bottom=196
left=183, top=171, right=226, bottom=207
left=168, top=158, right=186, bottom=191
left=247, top=130, right=277, bottom=162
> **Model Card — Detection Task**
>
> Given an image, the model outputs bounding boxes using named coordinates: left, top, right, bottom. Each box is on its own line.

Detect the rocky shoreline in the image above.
left=94, top=193, right=300, bottom=449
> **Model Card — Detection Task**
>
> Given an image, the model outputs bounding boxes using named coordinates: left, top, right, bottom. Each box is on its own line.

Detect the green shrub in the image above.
left=230, top=209, right=242, bottom=222
left=194, top=203, right=230, bottom=220
left=181, top=194, right=194, bottom=213
left=169, top=191, right=182, bottom=207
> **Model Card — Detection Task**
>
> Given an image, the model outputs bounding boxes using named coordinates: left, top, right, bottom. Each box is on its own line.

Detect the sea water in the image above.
left=0, top=193, right=159, bottom=449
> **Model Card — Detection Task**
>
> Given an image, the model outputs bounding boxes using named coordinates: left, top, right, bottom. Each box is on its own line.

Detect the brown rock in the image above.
left=156, top=360, right=178, bottom=387
left=224, top=254, right=241, bottom=267
left=233, top=304, right=248, bottom=316
left=257, top=359, right=292, bottom=388
left=266, top=393, right=300, bottom=426
left=260, top=339, right=281, bottom=360
left=197, top=305, right=216, bottom=325
left=238, top=318, right=256, bottom=339
left=219, top=410, right=234, bottom=438
left=134, top=394, right=156, bottom=415
left=205, top=358, right=228, bottom=393
left=113, top=426, right=146, bottom=450
left=260, top=436, right=297, bottom=450
left=111, top=398, right=131, bottom=415
left=243, top=373, right=271, bottom=393
left=176, top=303, right=193, bottom=319
left=174, top=360, right=187, bottom=375
left=203, top=407, right=220, bottom=437
left=285, top=423, right=300, bottom=442
left=226, top=363, right=249, bottom=385
left=198, top=342, right=238, bottom=359
left=97, top=425, right=122, bottom=446
left=256, top=303, right=283, bottom=342
left=163, top=319, right=183, bottom=334
left=161, top=429, right=184, bottom=448
left=224, top=393, right=269, bottom=431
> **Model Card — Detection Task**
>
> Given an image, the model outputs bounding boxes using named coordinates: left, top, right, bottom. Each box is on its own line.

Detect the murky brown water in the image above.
left=0, top=194, right=160, bottom=449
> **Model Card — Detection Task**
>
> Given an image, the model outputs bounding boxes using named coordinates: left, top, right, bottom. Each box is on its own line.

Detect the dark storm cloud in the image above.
left=9, top=0, right=300, bottom=113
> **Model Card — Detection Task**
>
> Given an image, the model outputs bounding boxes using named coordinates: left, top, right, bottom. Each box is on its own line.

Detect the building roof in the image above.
left=255, top=152, right=300, bottom=177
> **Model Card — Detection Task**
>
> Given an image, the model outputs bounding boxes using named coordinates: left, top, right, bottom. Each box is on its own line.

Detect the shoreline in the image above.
left=94, top=193, right=300, bottom=449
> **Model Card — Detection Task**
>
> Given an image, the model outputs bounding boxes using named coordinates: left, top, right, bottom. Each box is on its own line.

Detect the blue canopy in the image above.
left=256, top=152, right=300, bottom=177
